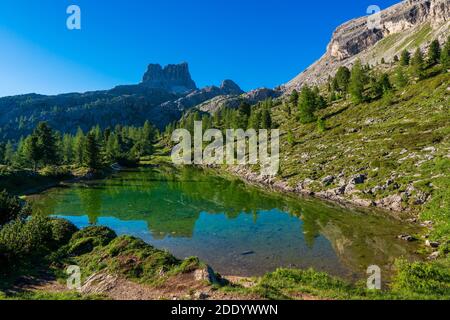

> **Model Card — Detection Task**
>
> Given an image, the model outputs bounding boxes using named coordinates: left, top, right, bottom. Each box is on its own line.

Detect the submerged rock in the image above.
left=397, top=234, right=416, bottom=242
left=425, top=240, right=440, bottom=248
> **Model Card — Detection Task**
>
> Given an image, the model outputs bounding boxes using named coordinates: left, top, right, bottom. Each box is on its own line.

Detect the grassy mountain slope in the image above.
left=276, top=71, right=449, bottom=206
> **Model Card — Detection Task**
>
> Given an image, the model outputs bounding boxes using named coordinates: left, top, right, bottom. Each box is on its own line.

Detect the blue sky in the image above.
left=0, top=0, right=400, bottom=97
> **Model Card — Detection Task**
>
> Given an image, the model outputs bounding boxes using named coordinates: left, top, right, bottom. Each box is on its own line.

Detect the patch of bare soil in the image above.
left=79, top=271, right=260, bottom=300
left=12, top=270, right=323, bottom=301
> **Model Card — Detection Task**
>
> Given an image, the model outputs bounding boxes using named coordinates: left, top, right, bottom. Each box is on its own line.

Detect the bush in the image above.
left=68, top=226, right=117, bottom=255
left=0, top=190, right=27, bottom=226
left=0, top=216, right=53, bottom=269
left=0, top=216, right=80, bottom=272
left=77, top=236, right=181, bottom=284
left=39, top=166, right=71, bottom=178
left=49, top=219, right=79, bottom=248
left=392, top=259, right=450, bottom=298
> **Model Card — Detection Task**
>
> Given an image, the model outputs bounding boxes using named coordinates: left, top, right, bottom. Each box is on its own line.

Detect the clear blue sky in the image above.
left=0, top=0, right=400, bottom=97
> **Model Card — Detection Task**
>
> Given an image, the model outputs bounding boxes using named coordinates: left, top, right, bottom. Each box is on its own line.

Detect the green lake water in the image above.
left=29, top=166, right=421, bottom=279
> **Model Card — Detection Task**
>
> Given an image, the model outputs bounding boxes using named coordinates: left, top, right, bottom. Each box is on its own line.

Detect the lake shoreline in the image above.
left=9, top=162, right=446, bottom=300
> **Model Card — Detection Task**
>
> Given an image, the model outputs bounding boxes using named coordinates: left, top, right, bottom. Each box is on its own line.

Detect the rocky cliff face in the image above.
left=284, top=0, right=450, bottom=92
left=197, top=87, right=282, bottom=114
left=141, top=62, right=197, bottom=94
left=157, top=79, right=245, bottom=114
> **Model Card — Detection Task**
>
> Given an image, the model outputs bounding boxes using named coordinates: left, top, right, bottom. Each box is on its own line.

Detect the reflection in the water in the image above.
left=30, top=166, right=421, bottom=279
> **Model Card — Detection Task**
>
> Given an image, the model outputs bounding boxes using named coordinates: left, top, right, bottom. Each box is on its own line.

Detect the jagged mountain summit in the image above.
left=0, top=63, right=248, bottom=139
left=284, top=0, right=450, bottom=92
left=141, top=62, right=198, bottom=94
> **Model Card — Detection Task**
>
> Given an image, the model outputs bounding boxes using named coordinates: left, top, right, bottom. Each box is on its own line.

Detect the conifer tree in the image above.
left=84, top=132, right=101, bottom=170
left=400, top=50, right=410, bottom=66
left=335, top=66, right=351, bottom=94
left=261, top=107, right=272, bottom=129
left=349, top=60, right=366, bottom=104
left=427, top=40, right=441, bottom=66
left=34, top=122, right=58, bottom=166
left=74, top=128, right=85, bottom=166
left=298, top=86, right=317, bottom=124
left=23, top=135, right=41, bottom=172
left=395, top=66, right=408, bottom=88
left=4, top=141, right=14, bottom=166
left=411, top=48, right=425, bottom=79
left=289, top=90, right=299, bottom=108
left=378, top=73, right=392, bottom=94
left=0, top=142, right=5, bottom=164
left=440, top=36, right=450, bottom=70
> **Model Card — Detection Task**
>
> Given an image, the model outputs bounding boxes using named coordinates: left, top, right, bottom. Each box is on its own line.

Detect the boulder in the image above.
left=322, top=175, right=335, bottom=186
left=425, top=240, right=440, bottom=248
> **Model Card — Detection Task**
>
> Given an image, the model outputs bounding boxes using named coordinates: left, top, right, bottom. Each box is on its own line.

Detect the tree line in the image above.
left=163, top=98, right=274, bottom=139
left=0, top=121, right=157, bottom=171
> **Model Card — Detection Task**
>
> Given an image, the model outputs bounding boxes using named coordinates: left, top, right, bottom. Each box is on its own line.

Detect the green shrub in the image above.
left=39, top=166, right=71, bottom=178
left=0, top=215, right=53, bottom=269
left=392, top=259, right=450, bottom=298
left=49, top=218, right=78, bottom=248
left=0, top=190, right=27, bottom=226
left=77, top=236, right=181, bottom=285
left=68, top=226, right=117, bottom=255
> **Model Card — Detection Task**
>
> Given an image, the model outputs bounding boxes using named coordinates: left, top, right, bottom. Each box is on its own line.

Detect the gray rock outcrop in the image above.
left=283, top=0, right=450, bottom=92
left=141, top=62, right=198, bottom=94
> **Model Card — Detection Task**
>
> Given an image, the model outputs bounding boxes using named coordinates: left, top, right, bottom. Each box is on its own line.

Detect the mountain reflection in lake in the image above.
left=30, top=166, right=421, bottom=279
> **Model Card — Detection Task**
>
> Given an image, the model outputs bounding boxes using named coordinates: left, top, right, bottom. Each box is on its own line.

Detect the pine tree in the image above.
left=84, top=132, right=101, bottom=170
left=4, top=141, right=15, bottom=165
left=105, top=133, right=121, bottom=163
left=378, top=73, right=392, bottom=94
left=441, top=36, right=450, bottom=70
left=395, top=66, right=408, bottom=88
left=427, top=40, right=441, bottom=66
left=0, top=142, right=5, bottom=164
left=34, top=122, right=58, bottom=166
left=248, top=110, right=261, bottom=130
left=23, top=135, right=41, bottom=171
left=298, top=86, right=316, bottom=124
left=238, top=102, right=251, bottom=129
left=289, top=90, right=299, bottom=108
left=335, top=66, right=351, bottom=94
left=411, top=48, right=425, bottom=79
left=141, top=121, right=154, bottom=155
left=400, top=50, right=411, bottom=66
left=62, top=134, right=74, bottom=164
left=74, top=128, right=85, bottom=166
left=238, top=102, right=251, bottom=118
left=349, top=60, right=366, bottom=104
left=394, top=55, right=399, bottom=63
left=261, top=107, right=272, bottom=129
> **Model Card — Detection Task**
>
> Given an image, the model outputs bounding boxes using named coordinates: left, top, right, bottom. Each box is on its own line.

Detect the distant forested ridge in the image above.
left=0, top=63, right=247, bottom=141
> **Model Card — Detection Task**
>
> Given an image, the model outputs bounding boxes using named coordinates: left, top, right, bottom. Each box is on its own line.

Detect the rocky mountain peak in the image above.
left=284, top=0, right=449, bottom=92
left=141, top=62, right=197, bottom=94
left=220, top=80, right=244, bottom=95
